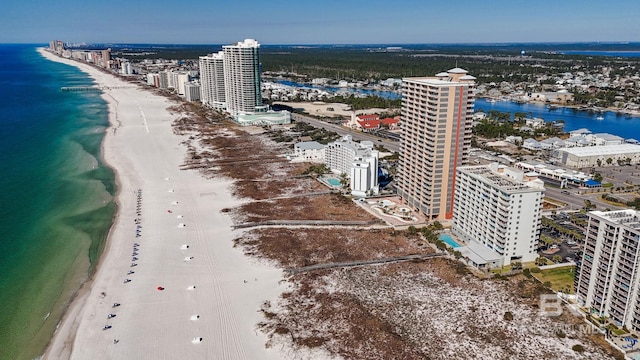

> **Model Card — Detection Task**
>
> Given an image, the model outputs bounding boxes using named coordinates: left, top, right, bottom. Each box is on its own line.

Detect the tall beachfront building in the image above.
left=452, top=163, right=544, bottom=266
left=101, top=49, right=111, bottom=69
left=199, top=51, right=226, bottom=109
left=197, top=38, right=290, bottom=126
left=397, top=68, right=476, bottom=220
left=575, top=210, right=640, bottom=330
left=222, top=39, right=266, bottom=115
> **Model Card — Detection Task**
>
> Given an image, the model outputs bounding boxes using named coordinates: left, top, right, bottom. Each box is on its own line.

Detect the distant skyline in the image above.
left=3, top=0, right=640, bottom=45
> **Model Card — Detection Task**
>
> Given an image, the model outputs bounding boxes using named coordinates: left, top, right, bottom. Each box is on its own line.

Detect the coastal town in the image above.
left=40, top=38, right=640, bottom=360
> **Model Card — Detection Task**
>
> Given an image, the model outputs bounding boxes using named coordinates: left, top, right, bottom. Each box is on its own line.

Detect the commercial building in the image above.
left=397, top=68, right=476, bottom=220
left=575, top=210, right=640, bottom=329
left=199, top=51, right=226, bottom=109
left=553, top=144, right=640, bottom=168
left=325, top=135, right=379, bottom=196
left=452, top=163, right=544, bottom=266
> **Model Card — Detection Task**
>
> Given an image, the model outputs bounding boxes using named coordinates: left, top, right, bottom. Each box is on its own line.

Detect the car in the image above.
left=561, top=190, right=570, bottom=195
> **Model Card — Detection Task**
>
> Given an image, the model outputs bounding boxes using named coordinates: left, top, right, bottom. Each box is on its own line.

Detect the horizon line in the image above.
left=7, top=40, right=640, bottom=47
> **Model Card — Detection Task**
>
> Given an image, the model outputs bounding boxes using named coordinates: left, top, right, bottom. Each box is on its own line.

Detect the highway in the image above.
left=291, top=113, right=625, bottom=213
left=291, top=113, right=400, bottom=153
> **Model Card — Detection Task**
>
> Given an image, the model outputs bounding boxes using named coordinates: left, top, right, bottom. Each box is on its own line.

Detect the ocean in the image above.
left=0, top=44, right=115, bottom=359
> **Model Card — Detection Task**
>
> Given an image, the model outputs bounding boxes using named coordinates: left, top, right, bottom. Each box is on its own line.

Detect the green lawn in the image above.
left=532, top=266, right=576, bottom=294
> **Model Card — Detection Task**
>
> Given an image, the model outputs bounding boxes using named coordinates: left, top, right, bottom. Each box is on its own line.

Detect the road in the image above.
left=291, top=113, right=632, bottom=213
left=291, top=113, right=400, bottom=153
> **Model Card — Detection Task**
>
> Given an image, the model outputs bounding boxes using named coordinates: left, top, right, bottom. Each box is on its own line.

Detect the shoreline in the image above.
left=39, top=49, right=285, bottom=359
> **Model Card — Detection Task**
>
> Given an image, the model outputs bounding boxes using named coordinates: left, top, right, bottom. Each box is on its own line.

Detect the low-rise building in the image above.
left=553, top=144, right=640, bottom=167
left=525, top=117, right=545, bottom=129
left=293, top=141, right=325, bottom=163
left=590, top=133, right=624, bottom=146
left=522, top=138, right=541, bottom=151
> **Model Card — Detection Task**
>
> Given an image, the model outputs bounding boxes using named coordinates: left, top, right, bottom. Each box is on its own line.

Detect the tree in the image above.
left=429, top=221, right=443, bottom=231
left=592, top=172, right=603, bottom=183
left=552, top=255, right=563, bottom=263
left=584, top=199, right=596, bottom=211
left=606, top=158, right=613, bottom=165
left=596, top=159, right=602, bottom=167
left=339, top=172, right=349, bottom=189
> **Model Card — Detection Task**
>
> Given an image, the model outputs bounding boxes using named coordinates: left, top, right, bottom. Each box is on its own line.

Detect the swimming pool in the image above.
left=439, top=234, right=462, bottom=248
left=327, top=178, right=341, bottom=186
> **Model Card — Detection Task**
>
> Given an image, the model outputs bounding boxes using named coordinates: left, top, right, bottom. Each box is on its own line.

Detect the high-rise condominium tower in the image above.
left=222, top=39, right=264, bottom=115
left=575, top=210, right=640, bottom=330
left=397, top=68, right=475, bottom=220
left=198, top=51, right=226, bottom=109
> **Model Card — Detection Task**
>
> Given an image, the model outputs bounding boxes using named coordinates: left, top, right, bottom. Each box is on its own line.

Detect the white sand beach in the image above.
left=39, top=49, right=285, bottom=360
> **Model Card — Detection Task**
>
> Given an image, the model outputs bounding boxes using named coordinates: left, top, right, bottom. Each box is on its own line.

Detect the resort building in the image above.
left=325, top=135, right=379, bottom=196
left=575, top=210, right=640, bottom=330
left=222, top=39, right=266, bottom=116
left=553, top=144, right=640, bottom=167
left=397, top=68, right=476, bottom=220
left=452, top=163, right=545, bottom=266
left=198, top=51, right=226, bottom=109
left=198, top=39, right=290, bottom=125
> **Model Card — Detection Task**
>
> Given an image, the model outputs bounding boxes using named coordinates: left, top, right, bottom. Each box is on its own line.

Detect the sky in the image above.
left=2, top=0, right=639, bottom=45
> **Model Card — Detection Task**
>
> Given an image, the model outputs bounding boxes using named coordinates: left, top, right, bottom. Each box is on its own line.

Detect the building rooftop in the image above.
left=458, top=243, right=502, bottom=266
left=403, top=77, right=473, bottom=86
left=557, top=144, right=640, bottom=157
left=448, top=67, right=468, bottom=74
left=591, top=209, right=640, bottom=230
left=295, top=141, right=324, bottom=150
left=593, top=133, right=624, bottom=141
left=459, top=163, right=544, bottom=192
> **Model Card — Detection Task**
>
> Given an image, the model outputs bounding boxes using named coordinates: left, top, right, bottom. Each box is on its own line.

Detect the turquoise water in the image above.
left=327, top=178, right=341, bottom=186
left=0, top=45, right=115, bottom=359
left=439, top=234, right=461, bottom=248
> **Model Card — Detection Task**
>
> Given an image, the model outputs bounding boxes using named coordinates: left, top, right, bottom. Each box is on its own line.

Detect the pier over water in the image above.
left=61, top=86, right=135, bottom=92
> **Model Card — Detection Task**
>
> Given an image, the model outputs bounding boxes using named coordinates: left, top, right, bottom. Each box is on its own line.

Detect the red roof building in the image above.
left=357, top=119, right=382, bottom=131
left=356, top=114, right=380, bottom=121
left=381, top=117, right=400, bottom=129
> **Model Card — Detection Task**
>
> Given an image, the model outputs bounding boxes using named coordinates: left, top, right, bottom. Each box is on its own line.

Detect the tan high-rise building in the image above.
left=397, top=68, right=475, bottom=220
left=101, top=49, right=111, bottom=69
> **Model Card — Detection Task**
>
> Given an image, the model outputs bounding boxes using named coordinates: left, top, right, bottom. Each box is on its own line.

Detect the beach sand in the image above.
left=39, top=49, right=285, bottom=360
